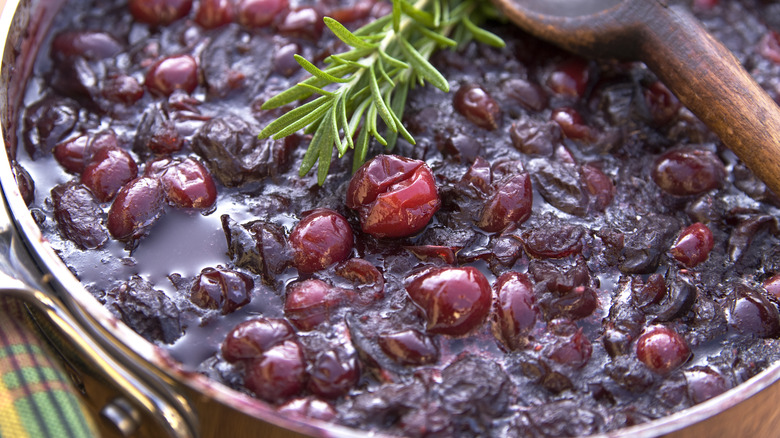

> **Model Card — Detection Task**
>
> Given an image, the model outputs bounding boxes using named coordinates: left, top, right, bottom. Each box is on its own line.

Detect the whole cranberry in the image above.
left=378, top=330, right=438, bottom=365
left=643, top=81, right=680, bottom=125
left=548, top=327, right=593, bottom=368
left=633, top=273, right=667, bottom=307
left=51, top=31, right=123, bottom=60
left=284, top=279, right=347, bottom=331
left=196, top=0, right=235, bottom=29
left=405, top=267, right=492, bottom=336
left=651, top=148, right=726, bottom=196
left=478, top=173, right=533, bottom=233
left=244, top=340, right=306, bottom=403
left=277, top=8, right=323, bottom=40
left=635, top=326, right=691, bottom=374
left=128, top=0, right=193, bottom=25
left=453, top=83, right=501, bottom=130
left=54, top=135, right=91, bottom=174
left=12, top=163, right=35, bottom=207
left=81, top=147, right=139, bottom=202
left=190, top=267, right=253, bottom=314
left=581, top=164, right=615, bottom=211
left=289, top=208, right=353, bottom=273
left=153, top=158, right=217, bottom=209
left=551, top=107, right=591, bottom=140
left=684, top=366, right=729, bottom=404
left=308, top=349, right=360, bottom=398
left=346, top=155, right=440, bottom=238
left=670, top=222, right=714, bottom=268
left=221, top=317, right=296, bottom=362
left=106, top=177, right=166, bottom=241
left=237, top=0, right=288, bottom=27
left=727, top=285, right=780, bottom=338
left=492, top=272, right=538, bottom=350
left=102, top=74, right=145, bottom=105
left=547, top=58, right=590, bottom=97
left=145, top=55, right=199, bottom=97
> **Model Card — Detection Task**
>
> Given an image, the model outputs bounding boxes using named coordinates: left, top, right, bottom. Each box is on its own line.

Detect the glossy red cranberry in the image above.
left=145, top=55, right=199, bottom=97
left=759, top=31, right=780, bottom=64
left=277, top=8, right=323, bottom=40
left=284, top=279, right=348, bottom=331
left=684, top=367, right=729, bottom=404
left=190, top=267, right=253, bottom=314
left=651, top=148, right=726, bottom=196
left=405, top=267, right=492, bottom=336
left=643, top=81, right=680, bottom=125
left=244, top=340, right=306, bottom=403
left=551, top=107, right=591, bottom=140
left=103, top=74, right=145, bottom=105
left=289, top=208, right=353, bottom=273
left=346, top=155, right=440, bottom=238
left=196, top=0, right=235, bottom=28
left=308, top=349, right=360, bottom=398
left=670, top=222, right=714, bottom=268
left=51, top=31, right=123, bottom=60
left=453, top=84, right=501, bottom=130
left=492, top=272, right=538, bottom=350
left=378, top=330, right=438, bottom=365
left=728, top=285, right=780, bottom=338
left=633, top=273, right=667, bottom=307
left=581, top=164, right=615, bottom=211
left=478, top=173, right=533, bottom=233
left=763, top=274, right=780, bottom=300
left=335, top=258, right=384, bottom=302
left=106, top=177, right=166, bottom=241
left=221, top=317, right=296, bottom=362
left=237, top=0, right=288, bottom=27
left=81, top=147, right=139, bottom=202
left=54, top=135, right=91, bottom=174
left=277, top=398, right=337, bottom=422
left=155, top=158, right=217, bottom=209
left=635, top=326, right=691, bottom=375
left=547, top=58, right=590, bottom=97
left=128, top=0, right=193, bottom=25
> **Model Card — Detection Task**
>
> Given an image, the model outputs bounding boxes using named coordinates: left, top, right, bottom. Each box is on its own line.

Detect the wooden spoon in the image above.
left=491, top=0, right=780, bottom=197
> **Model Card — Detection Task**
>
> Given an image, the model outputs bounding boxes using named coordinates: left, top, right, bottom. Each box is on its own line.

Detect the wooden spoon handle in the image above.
left=638, top=2, right=780, bottom=196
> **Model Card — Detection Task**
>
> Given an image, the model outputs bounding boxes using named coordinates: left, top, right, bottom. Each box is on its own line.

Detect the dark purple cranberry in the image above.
left=505, top=78, right=548, bottom=111
left=244, top=340, right=306, bottom=403
left=277, top=398, right=337, bottom=422
left=547, top=326, right=593, bottom=368
left=102, top=74, right=145, bottom=105
left=643, top=81, right=680, bottom=125
left=284, top=279, right=349, bottom=331
left=23, top=96, right=79, bottom=159
left=541, top=285, right=599, bottom=320
left=651, top=148, right=726, bottom=196
left=289, top=208, right=354, bottom=273
left=237, top=0, right=288, bottom=27
left=128, top=0, right=193, bottom=25
left=53, top=135, right=91, bottom=174
left=581, top=164, right=615, bottom=211
left=547, top=58, right=590, bottom=97
left=684, top=366, right=730, bottom=404
left=635, top=326, right=691, bottom=374
left=12, top=162, right=35, bottom=206
left=453, top=83, right=501, bottom=130
left=727, top=285, right=780, bottom=338
left=221, top=317, right=296, bottom=362
left=106, top=177, right=166, bottom=241
left=633, top=273, right=668, bottom=308
left=378, top=330, right=439, bottom=365
left=670, top=222, right=714, bottom=268
left=196, top=0, right=235, bottom=28
left=308, top=349, right=360, bottom=398
left=329, top=0, right=375, bottom=23
left=523, top=223, right=585, bottom=259
left=492, top=272, right=537, bottom=350
left=763, top=274, right=780, bottom=300
left=347, top=155, right=440, bottom=238
left=527, top=158, right=589, bottom=216
left=81, top=147, right=138, bottom=202
left=551, top=107, right=591, bottom=140
left=145, top=55, right=199, bottom=97
left=478, top=173, right=533, bottom=233
left=51, top=182, right=109, bottom=249
left=509, top=119, right=560, bottom=156
left=405, top=266, right=492, bottom=336
left=277, top=8, right=323, bottom=40
left=273, top=43, right=301, bottom=77
left=135, top=108, right=184, bottom=157
left=190, top=267, right=253, bottom=314
left=152, top=158, right=218, bottom=209
left=51, top=31, right=123, bottom=60
left=759, top=31, right=780, bottom=64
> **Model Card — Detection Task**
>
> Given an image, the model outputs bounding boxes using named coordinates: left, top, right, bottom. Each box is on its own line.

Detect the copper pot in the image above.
left=0, top=1, right=779, bottom=437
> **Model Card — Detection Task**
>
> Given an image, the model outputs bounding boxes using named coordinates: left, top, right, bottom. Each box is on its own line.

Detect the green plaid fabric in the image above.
left=0, top=297, right=98, bottom=438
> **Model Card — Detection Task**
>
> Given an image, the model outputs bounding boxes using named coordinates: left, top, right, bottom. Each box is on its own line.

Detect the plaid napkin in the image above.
left=0, top=297, right=98, bottom=438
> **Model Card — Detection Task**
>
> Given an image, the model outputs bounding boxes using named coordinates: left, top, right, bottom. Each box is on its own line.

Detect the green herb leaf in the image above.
left=324, top=16, right=378, bottom=49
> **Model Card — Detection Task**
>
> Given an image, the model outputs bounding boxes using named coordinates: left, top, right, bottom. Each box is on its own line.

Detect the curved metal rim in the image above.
left=0, top=0, right=778, bottom=437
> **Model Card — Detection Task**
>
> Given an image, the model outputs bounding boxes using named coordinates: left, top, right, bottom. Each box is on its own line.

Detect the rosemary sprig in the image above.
left=258, top=0, right=505, bottom=184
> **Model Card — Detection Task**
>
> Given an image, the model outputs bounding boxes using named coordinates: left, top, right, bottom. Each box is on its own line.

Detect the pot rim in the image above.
left=0, top=1, right=778, bottom=437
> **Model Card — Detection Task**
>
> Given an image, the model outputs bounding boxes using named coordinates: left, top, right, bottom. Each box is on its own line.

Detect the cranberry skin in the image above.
left=759, top=31, right=780, bottom=64
left=196, top=0, right=235, bottom=29
left=190, top=267, right=253, bottom=314
left=728, top=286, right=780, bottom=338
left=453, top=84, right=500, bottom=130
left=308, top=349, right=360, bottom=398
left=129, top=0, right=193, bottom=25
left=103, top=75, right=145, bottom=105
left=652, top=148, right=726, bottom=196
left=158, top=158, right=217, bottom=209
left=670, top=222, right=714, bottom=268
left=284, top=279, right=346, bottom=331
left=237, top=0, right=288, bottom=27
left=492, top=272, right=538, bottom=350
left=54, top=135, right=91, bottom=174
left=478, top=173, right=533, bottom=233
left=145, top=55, right=199, bottom=97
left=51, top=31, right=123, bottom=60
left=643, top=81, right=680, bottom=125
left=635, top=326, right=691, bottom=375
left=551, top=107, right=591, bottom=140
left=221, top=317, right=296, bottom=362
left=81, top=148, right=139, bottom=202
left=548, top=328, right=593, bottom=368
left=244, top=340, right=306, bottom=403
left=12, top=163, right=35, bottom=206
left=684, top=367, right=729, bottom=404
left=763, top=274, right=780, bottom=300
left=289, top=209, right=353, bottom=273
left=581, top=164, right=615, bottom=211
left=347, top=155, right=440, bottom=238
left=547, top=58, right=590, bottom=97
left=378, top=330, right=438, bottom=365
left=277, top=8, right=323, bottom=40
left=406, top=267, right=492, bottom=336
left=107, top=177, right=166, bottom=241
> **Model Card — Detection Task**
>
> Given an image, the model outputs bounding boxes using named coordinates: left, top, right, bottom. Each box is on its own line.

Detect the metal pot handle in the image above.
left=0, top=193, right=199, bottom=438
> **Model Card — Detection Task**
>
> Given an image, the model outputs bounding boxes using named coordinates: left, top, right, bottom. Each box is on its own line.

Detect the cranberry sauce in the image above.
left=14, top=0, right=780, bottom=436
